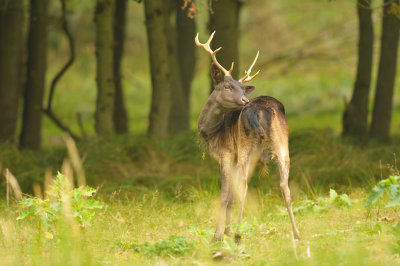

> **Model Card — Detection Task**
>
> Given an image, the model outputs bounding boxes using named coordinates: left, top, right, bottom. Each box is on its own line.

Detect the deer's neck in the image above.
left=198, top=96, right=225, bottom=140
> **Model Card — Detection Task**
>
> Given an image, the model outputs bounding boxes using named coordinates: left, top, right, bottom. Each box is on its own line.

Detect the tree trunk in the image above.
left=369, top=0, right=400, bottom=141
left=342, top=0, right=374, bottom=139
left=95, top=0, right=115, bottom=135
left=208, top=0, right=240, bottom=92
left=113, top=0, right=129, bottom=134
left=144, top=0, right=171, bottom=138
left=0, top=0, right=24, bottom=143
left=20, top=0, right=48, bottom=150
left=168, top=1, right=196, bottom=132
left=166, top=1, right=185, bottom=133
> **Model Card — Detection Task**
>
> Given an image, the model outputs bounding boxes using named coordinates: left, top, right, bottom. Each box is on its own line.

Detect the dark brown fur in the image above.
left=204, top=96, right=285, bottom=160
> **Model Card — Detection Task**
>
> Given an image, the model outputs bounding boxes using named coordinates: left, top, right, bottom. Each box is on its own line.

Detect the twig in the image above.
left=44, top=110, right=80, bottom=140
left=4, top=168, right=22, bottom=201
left=62, top=133, right=86, bottom=187
left=43, top=0, right=80, bottom=141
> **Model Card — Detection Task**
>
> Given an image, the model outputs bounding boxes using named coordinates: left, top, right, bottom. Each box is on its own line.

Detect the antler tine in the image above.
left=239, top=51, right=260, bottom=83
left=195, top=31, right=233, bottom=77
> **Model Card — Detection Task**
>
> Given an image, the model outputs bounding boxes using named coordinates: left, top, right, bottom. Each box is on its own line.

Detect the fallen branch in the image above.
left=43, top=0, right=80, bottom=141
left=4, top=168, right=22, bottom=204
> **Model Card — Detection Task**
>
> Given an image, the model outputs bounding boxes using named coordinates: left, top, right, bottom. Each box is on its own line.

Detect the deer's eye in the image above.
left=225, top=86, right=232, bottom=91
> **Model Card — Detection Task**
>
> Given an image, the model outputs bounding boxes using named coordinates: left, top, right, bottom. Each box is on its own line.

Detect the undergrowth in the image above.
left=1, top=129, right=399, bottom=197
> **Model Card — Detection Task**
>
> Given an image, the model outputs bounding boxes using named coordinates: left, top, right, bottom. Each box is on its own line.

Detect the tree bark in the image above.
left=369, top=0, right=400, bottom=141
left=113, top=0, right=129, bottom=134
left=144, top=0, right=171, bottom=138
left=342, top=0, right=374, bottom=139
left=208, top=0, right=240, bottom=92
left=0, top=0, right=24, bottom=143
left=166, top=1, right=185, bottom=133
left=95, top=0, right=115, bottom=135
left=20, top=0, right=48, bottom=150
left=167, top=1, right=196, bottom=133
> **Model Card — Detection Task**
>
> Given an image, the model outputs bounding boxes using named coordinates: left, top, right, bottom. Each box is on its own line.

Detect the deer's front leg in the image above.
left=235, top=162, right=249, bottom=244
left=224, top=190, right=234, bottom=236
left=212, top=155, right=234, bottom=242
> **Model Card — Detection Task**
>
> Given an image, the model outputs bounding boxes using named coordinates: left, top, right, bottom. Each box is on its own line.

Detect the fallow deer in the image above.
left=195, top=31, right=301, bottom=243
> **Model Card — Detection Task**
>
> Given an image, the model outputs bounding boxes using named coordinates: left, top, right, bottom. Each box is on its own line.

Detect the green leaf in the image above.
left=329, top=189, right=338, bottom=200
left=339, top=194, right=351, bottom=207
left=16, top=209, right=35, bottom=220
left=386, top=184, right=400, bottom=207
left=365, top=185, right=386, bottom=207
left=79, top=186, right=97, bottom=197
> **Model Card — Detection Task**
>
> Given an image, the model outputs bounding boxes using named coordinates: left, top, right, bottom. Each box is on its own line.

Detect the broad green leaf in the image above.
left=365, top=185, right=386, bottom=207
left=386, top=184, right=400, bottom=207
left=329, top=189, right=338, bottom=200
left=339, top=194, right=351, bottom=207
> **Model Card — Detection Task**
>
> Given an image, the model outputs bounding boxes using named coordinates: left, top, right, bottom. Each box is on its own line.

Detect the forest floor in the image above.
left=1, top=130, right=400, bottom=265
left=1, top=184, right=400, bottom=265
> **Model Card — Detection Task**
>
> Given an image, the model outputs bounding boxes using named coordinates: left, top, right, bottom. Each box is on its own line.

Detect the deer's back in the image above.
left=206, top=96, right=287, bottom=160
left=241, top=96, right=288, bottom=140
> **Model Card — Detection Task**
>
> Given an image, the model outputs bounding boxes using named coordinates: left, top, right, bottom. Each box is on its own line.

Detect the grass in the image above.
left=1, top=129, right=400, bottom=265
left=2, top=186, right=400, bottom=265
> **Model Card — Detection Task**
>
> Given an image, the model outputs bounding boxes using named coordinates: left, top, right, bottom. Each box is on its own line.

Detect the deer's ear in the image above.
left=211, top=63, right=224, bottom=85
left=243, top=85, right=255, bottom=95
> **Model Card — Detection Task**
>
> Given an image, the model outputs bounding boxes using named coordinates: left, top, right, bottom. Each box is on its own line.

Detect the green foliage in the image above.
left=72, top=186, right=104, bottom=227
left=365, top=175, right=400, bottom=254
left=276, top=189, right=351, bottom=216
left=189, top=227, right=214, bottom=241
left=393, top=222, right=400, bottom=254
left=16, top=197, right=61, bottom=230
left=229, top=221, right=258, bottom=237
left=210, top=237, right=250, bottom=260
left=388, top=2, right=400, bottom=19
left=365, top=175, right=400, bottom=208
left=17, top=172, right=104, bottom=232
left=329, top=189, right=352, bottom=208
left=122, top=235, right=197, bottom=257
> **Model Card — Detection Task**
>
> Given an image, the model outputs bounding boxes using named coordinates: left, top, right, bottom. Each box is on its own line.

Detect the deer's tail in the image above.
left=241, top=105, right=273, bottom=140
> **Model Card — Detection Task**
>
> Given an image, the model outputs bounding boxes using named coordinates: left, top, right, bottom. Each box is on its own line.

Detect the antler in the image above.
left=195, top=31, right=234, bottom=77
left=238, top=51, right=260, bottom=83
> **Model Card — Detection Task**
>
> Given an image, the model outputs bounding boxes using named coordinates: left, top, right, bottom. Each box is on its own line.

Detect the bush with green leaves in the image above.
left=16, top=197, right=61, bottom=234
left=365, top=175, right=400, bottom=208
left=275, top=189, right=351, bottom=216
left=17, top=172, right=104, bottom=234
left=365, top=175, right=400, bottom=253
left=329, top=189, right=352, bottom=208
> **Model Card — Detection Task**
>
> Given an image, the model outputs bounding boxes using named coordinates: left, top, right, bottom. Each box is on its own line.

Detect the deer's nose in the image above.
left=242, top=96, right=249, bottom=105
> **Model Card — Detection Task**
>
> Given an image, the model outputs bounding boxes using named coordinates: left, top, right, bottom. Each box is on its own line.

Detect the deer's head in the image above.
left=195, top=31, right=260, bottom=111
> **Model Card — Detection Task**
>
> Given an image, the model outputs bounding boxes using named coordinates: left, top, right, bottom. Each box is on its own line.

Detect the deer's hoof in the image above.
left=294, top=230, right=301, bottom=240
left=234, top=233, right=242, bottom=244
left=211, top=235, right=223, bottom=243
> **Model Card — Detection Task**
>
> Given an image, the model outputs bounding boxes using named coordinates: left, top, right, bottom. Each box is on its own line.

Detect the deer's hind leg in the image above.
left=275, top=144, right=301, bottom=239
